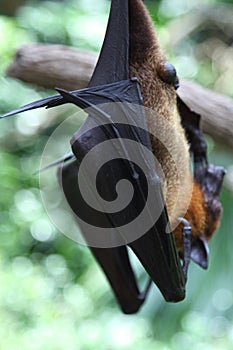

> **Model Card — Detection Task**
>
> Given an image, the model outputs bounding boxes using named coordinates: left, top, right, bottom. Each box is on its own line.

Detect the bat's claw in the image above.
left=178, top=217, right=192, bottom=281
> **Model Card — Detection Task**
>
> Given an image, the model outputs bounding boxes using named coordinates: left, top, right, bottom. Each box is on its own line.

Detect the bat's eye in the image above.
left=158, top=61, right=180, bottom=90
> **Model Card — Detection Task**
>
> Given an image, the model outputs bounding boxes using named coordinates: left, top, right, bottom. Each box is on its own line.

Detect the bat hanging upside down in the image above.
left=1, top=0, right=225, bottom=313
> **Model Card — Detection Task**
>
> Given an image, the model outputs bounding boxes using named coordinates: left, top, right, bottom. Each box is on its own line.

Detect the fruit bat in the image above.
left=1, top=0, right=225, bottom=314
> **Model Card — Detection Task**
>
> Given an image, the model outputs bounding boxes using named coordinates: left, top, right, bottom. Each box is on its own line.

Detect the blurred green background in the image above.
left=0, top=0, right=233, bottom=349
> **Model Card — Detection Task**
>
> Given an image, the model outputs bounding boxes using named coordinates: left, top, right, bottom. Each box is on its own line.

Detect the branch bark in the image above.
left=6, top=43, right=233, bottom=148
left=7, top=44, right=98, bottom=91
left=178, top=80, right=233, bottom=149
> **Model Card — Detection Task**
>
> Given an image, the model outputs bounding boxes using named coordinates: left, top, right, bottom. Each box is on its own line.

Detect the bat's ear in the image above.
left=190, top=236, right=209, bottom=269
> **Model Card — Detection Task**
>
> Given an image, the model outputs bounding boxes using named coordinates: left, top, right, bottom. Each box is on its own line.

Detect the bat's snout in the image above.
left=196, top=164, right=225, bottom=197
left=206, top=165, right=226, bottom=196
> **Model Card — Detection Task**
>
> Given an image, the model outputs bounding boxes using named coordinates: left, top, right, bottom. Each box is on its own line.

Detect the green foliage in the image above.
left=0, top=0, right=233, bottom=349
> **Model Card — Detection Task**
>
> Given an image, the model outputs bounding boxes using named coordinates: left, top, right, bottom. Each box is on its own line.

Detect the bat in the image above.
left=1, top=0, right=225, bottom=314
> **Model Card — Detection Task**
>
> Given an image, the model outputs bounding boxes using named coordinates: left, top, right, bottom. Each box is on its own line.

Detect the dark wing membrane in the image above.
left=60, top=79, right=185, bottom=303
left=58, top=160, right=150, bottom=314
left=0, top=0, right=128, bottom=119
left=1, top=0, right=186, bottom=312
left=1, top=79, right=141, bottom=118
left=68, top=0, right=187, bottom=300
left=88, top=0, right=129, bottom=87
left=0, top=94, right=60, bottom=119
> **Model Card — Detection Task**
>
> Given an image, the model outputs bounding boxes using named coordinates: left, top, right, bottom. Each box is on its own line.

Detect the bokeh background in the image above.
left=0, top=0, right=233, bottom=349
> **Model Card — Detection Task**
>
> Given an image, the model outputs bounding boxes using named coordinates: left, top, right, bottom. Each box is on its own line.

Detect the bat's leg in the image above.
left=179, top=217, right=192, bottom=280
left=177, top=96, right=207, bottom=167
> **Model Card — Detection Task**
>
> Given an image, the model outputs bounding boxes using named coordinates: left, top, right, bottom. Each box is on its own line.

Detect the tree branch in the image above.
left=178, top=80, right=233, bottom=148
left=7, top=44, right=97, bottom=91
left=6, top=43, right=233, bottom=148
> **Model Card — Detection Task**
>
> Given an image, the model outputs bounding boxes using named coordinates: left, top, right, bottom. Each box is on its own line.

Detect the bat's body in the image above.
left=128, top=0, right=224, bottom=265
left=129, top=0, right=192, bottom=229
left=1, top=0, right=225, bottom=312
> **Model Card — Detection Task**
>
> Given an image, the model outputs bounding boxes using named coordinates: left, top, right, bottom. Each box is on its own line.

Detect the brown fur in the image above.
left=129, top=0, right=192, bottom=230
left=128, top=0, right=221, bottom=251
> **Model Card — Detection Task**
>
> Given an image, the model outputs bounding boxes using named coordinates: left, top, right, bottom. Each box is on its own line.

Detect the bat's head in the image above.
left=196, top=164, right=225, bottom=239
left=190, top=165, right=225, bottom=269
left=175, top=164, right=225, bottom=270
